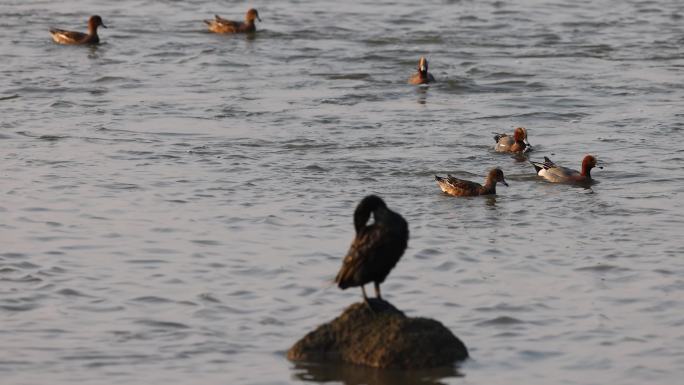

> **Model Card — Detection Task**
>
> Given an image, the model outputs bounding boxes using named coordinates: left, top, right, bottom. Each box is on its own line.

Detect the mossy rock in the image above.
left=287, top=299, right=468, bottom=369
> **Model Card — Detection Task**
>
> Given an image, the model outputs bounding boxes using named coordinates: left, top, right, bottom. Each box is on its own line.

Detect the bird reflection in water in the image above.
left=87, top=44, right=101, bottom=60
left=416, top=86, right=428, bottom=105
left=291, top=361, right=463, bottom=385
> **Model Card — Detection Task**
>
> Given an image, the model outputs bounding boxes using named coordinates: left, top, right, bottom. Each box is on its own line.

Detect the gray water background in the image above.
left=1, top=0, right=684, bottom=384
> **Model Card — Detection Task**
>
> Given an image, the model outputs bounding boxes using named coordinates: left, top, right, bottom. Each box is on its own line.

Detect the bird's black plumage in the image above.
left=335, top=195, right=409, bottom=302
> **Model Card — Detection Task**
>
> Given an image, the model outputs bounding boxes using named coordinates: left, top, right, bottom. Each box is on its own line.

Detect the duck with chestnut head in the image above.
left=408, top=56, right=435, bottom=85
left=530, top=155, right=602, bottom=185
left=494, top=127, right=532, bottom=154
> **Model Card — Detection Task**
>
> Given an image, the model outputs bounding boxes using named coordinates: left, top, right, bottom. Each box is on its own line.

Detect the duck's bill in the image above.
left=257, top=16, right=262, bottom=22
left=502, top=180, right=509, bottom=186
left=102, top=24, right=108, bottom=28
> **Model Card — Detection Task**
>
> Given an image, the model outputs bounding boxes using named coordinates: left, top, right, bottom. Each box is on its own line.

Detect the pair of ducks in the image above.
left=49, top=10, right=261, bottom=45
left=436, top=127, right=603, bottom=196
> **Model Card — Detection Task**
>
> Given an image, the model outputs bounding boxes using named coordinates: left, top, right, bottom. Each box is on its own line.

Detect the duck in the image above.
left=435, top=168, right=508, bottom=196
left=494, top=127, right=532, bottom=153
left=335, top=195, right=409, bottom=304
left=204, top=8, right=261, bottom=34
left=530, top=155, right=602, bottom=185
left=49, top=15, right=107, bottom=45
left=408, top=56, right=435, bottom=85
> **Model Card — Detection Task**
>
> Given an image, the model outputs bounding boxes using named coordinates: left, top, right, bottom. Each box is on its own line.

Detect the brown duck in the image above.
left=335, top=195, right=409, bottom=303
left=205, top=9, right=261, bottom=34
left=49, top=15, right=107, bottom=45
left=408, top=56, right=435, bottom=85
left=435, top=168, right=508, bottom=196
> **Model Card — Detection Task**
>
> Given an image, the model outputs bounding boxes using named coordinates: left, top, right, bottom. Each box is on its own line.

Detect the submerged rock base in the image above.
left=287, top=299, right=468, bottom=369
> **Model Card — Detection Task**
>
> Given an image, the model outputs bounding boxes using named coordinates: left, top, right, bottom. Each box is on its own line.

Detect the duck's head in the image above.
left=489, top=168, right=508, bottom=186
left=246, top=8, right=261, bottom=22
left=514, top=127, right=530, bottom=146
left=582, top=155, right=602, bottom=171
left=418, top=56, right=429, bottom=75
left=353, top=195, right=387, bottom=232
left=88, top=15, right=107, bottom=30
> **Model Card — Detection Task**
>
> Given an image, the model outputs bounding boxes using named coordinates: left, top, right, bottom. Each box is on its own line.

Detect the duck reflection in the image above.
left=87, top=44, right=101, bottom=59
left=416, top=85, right=428, bottom=105
left=291, top=361, right=463, bottom=385
left=485, top=195, right=497, bottom=208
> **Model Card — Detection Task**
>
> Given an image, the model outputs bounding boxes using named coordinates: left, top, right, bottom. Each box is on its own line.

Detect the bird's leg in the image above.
left=374, top=282, right=382, bottom=300
left=361, top=285, right=375, bottom=312
left=361, top=285, right=369, bottom=303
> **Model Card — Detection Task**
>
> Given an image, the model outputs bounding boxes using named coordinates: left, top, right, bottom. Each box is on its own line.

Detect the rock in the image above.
left=287, top=299, right=468, bottom=369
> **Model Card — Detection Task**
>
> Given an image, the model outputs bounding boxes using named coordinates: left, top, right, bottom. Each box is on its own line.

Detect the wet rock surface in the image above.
left=288, top=299, right=468, bottom=369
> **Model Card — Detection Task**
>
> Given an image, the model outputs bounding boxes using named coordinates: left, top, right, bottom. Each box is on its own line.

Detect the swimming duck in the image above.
left=49, top=15, right=107, bottom=45
left=205, top=8, right=261, bottom=34
left=408, top=56, right=435, bottom=85
left=335, top=195, right=409, bottom=304
left=435, top=168, right=508, bottom=196
left=530, top=155, right=602, bottom=185
left=494, top=127, right=531, bottom=153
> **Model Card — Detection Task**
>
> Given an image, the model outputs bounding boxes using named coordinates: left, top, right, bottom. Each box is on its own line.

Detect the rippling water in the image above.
left=2, top=0, right=684, bottom=384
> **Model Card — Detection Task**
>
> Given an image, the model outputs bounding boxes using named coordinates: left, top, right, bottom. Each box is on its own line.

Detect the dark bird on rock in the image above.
left=335, top=195, right=409, bottom=304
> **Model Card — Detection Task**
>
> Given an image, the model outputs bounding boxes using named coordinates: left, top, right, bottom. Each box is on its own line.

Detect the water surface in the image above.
left=1, top=1, right=684, bottom=384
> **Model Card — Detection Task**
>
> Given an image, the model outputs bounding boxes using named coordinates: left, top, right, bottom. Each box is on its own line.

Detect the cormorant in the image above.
left=335, top=195, right=409, bottom=303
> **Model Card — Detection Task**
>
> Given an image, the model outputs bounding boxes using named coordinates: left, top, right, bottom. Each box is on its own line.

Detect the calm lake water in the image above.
left=2, top=0, right=684, bottom=384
